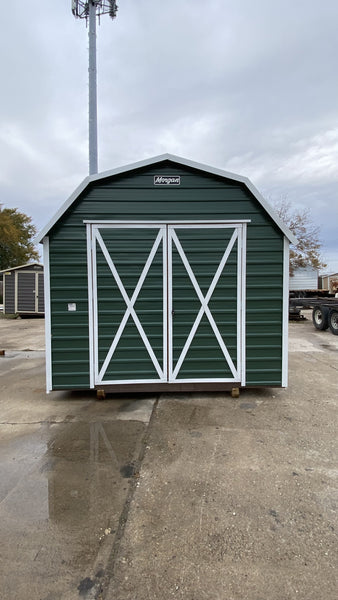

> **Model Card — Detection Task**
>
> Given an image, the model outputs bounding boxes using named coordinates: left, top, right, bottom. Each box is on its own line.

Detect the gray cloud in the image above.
left=1, top=0, right=337, bottom=270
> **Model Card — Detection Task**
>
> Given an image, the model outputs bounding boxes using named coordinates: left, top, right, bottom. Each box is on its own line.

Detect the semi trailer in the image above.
left=289, top=297, right=338, bottom=335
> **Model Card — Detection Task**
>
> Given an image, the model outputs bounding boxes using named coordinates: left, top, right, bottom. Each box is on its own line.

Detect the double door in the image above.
left=87, top=222, right=246, bottom=387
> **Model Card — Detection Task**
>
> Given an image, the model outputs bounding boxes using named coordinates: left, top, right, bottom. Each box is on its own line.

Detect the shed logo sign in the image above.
left=154, top=175, right=180, bottom=186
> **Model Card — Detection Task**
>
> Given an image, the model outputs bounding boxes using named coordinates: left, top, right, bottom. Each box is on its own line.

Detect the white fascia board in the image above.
left=36, top=153, right=297, bottom=245
left=243, top=179, right=297, bottom=245
left=36, top=175, right=91, bottom=243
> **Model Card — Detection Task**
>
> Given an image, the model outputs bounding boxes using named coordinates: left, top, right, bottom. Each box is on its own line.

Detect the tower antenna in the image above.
left=72, top=2, right=118, bottom=175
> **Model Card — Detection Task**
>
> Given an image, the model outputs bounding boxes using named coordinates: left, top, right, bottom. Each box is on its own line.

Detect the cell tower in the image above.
left=72, top=1, right=118, bottom=175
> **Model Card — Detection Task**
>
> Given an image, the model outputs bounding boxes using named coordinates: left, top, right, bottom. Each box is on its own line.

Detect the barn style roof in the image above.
left=37, top=154, right=297, bottom=244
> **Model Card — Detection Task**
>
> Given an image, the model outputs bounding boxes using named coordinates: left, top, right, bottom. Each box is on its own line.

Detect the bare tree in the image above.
left=273, top=199, right=326, bottom=276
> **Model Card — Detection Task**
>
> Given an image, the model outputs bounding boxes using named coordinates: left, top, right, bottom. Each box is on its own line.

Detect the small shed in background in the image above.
left=0, top=263, right=44, bottom=316
left=37, top=154, right=296, bottom=394
left=289, top=266, right=319, bottom=293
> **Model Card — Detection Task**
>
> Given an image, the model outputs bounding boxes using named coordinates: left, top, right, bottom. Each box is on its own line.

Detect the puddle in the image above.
left=0, top=419, right=146, bottom=599
left=44, top=421, right=145, bottom=528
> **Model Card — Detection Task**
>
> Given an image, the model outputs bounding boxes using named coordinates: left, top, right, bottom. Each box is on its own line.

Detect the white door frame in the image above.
left=87, top=221, right=248, bottom=387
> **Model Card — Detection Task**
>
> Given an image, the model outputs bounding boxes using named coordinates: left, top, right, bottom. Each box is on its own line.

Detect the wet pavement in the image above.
left=106, top=314, right=338, bottom=600
left=0, top=418, right=147, bottom=600
left=0, top=316, right=156, bottom=600
left=0, top=314, right=337, bottom=599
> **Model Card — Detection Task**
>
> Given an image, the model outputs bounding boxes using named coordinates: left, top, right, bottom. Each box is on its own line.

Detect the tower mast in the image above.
left=72, top=1, right=118, bottom=175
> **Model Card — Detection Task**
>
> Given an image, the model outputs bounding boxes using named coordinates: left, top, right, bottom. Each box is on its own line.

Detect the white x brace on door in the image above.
left=87, top=222, right=247, bottom=387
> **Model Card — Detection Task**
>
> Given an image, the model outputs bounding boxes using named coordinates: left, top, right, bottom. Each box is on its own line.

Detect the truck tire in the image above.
left=329, top=310, right=338, bottom=335
left=312, top=306, right=329, bottom=330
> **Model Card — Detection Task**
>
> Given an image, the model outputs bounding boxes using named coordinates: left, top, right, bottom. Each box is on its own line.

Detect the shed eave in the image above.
left=36, top=175, right=91, bottom=243
left=36, top=153, right=297, bottom=245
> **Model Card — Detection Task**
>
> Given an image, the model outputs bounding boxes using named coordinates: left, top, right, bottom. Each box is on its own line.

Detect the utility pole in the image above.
left=88, top=1, right=98, bottom=175
left=72, top=1, right=118, bottom=175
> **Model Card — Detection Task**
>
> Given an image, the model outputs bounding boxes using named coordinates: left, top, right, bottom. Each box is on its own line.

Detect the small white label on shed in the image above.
left=154, top=175, right=180, bottom=186
left=68, top=303, right=77, bottom=312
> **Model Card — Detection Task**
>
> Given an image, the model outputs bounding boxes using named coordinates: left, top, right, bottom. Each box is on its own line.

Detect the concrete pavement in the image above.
left=105, top=314, right=338, bottom=600
left=0, top=316, right=156, bottom=600
left=0, top=314, right=337, bottom=599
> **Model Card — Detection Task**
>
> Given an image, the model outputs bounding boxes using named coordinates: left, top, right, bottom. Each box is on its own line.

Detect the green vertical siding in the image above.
left=48, top=161, right=284, bottom=389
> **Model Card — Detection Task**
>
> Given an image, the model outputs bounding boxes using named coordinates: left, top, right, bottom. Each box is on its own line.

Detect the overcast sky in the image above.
left=1, top=0, right=337, bottom=272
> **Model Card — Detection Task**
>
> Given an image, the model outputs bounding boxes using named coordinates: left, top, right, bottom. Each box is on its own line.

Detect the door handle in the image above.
left=172, top=309, right=175, bottom=316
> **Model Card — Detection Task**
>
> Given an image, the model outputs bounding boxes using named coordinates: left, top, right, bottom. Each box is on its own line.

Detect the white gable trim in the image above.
left=36, top=153, right=297, bottom=245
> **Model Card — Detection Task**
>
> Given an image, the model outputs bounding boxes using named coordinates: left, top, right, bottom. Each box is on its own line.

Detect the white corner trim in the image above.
left=86, top=224, right=95, bottom=388
left=240, top=223, right=247, bottom=386
left=282, top=236, right=290, bottom=387
left=43, top=236, right=52, bottom=393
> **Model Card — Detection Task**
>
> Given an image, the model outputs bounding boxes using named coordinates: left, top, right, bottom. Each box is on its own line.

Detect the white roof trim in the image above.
left=0, top=262, right=43, bottom=274
left=36, top=153, right=297, bottom=244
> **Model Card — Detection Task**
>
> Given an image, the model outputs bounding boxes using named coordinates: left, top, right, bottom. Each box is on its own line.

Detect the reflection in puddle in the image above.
left=0, top=421, right=144, bottom=525
left=0, top=419, right=145, bottom=599
left=45, top=421, right=144, bottom=528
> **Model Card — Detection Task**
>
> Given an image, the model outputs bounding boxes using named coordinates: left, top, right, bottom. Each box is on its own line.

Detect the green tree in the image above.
left=273, top=199, right=327, bottom=276
left=0, top=207, right=39, bottom=270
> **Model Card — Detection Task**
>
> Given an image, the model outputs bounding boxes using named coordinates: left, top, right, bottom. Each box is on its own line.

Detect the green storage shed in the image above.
left=37, top=154, right=296, bottom=395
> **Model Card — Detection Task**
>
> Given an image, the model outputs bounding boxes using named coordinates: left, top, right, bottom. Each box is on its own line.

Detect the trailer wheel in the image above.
left=312, top=306, right=329, bottom=330
left=329, top=310, right=338, bottom=335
